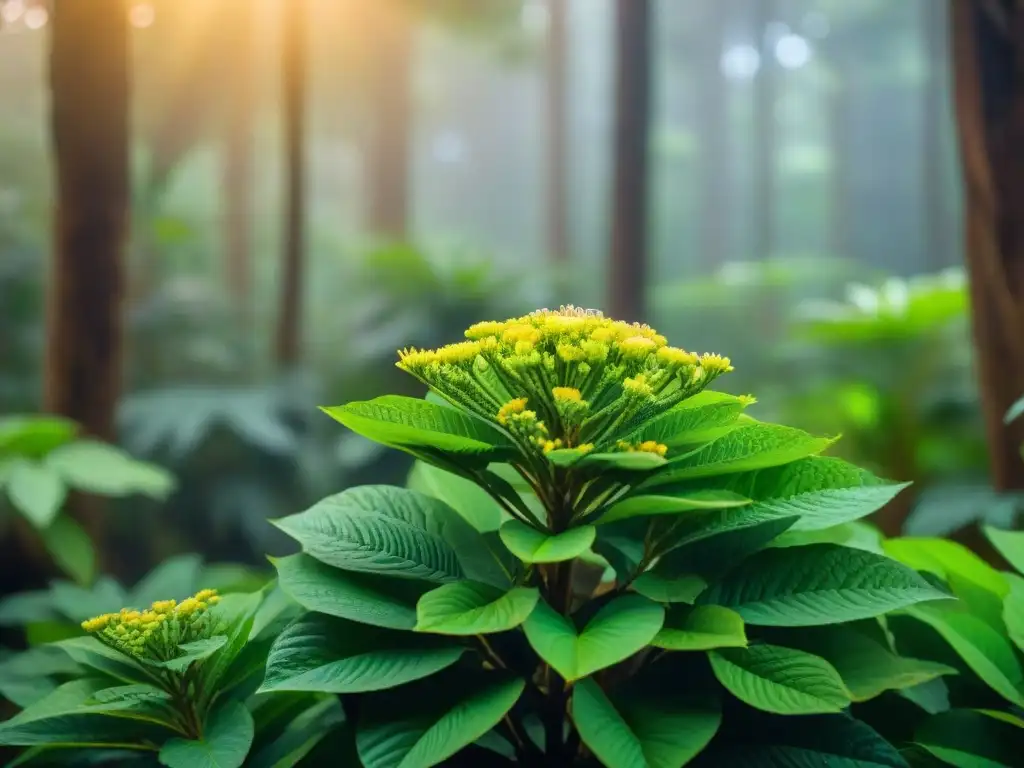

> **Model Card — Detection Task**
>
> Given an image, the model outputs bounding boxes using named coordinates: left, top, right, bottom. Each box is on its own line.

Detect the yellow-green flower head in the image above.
left=395, top=306, right=731, bottom=456
left=617, top=440, right=668, bottom=456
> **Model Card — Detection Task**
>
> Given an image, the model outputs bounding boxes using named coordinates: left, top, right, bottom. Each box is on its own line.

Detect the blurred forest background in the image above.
left=1, top=0, right=1022, bottom=607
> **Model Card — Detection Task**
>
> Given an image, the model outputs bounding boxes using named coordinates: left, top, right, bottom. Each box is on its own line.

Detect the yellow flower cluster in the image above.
left=617, top=440, right=669, bottom=456
left=397, top=306, right=732, bottom=458
left=81, top=588, right=221, bottom=662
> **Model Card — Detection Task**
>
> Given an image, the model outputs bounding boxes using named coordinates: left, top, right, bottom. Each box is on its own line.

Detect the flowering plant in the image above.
left=265, top=307, right=956, bottom=766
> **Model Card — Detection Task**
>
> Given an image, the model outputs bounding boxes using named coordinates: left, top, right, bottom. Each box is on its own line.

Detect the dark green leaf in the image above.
left=247, top=698, right=346, bottom=768
left=46, top=441, right=174, bottom=500
left=157, top=637, right=228, bottom=673
left=915, top=709, right=1024, bottom=768
left=159, top=701, right=254, bottom=768
left=599, top=490, right=750, bottom=525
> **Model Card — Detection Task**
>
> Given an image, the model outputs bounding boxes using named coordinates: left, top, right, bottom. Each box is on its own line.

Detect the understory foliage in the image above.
left=1, top=307, right=1021, bottom=766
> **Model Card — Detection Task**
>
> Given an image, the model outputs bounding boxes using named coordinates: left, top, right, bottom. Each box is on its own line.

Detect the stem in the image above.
left=542, top=558, right=575, bottom=762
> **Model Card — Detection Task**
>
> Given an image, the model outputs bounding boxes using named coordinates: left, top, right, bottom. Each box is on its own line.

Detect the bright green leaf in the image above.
left=131, top=554, right=203, bottom=607
left=572, top=677, right=720, bottom=768
left=415, top=582, right=539, bottom=635
left=6, top=460, right=66, bottom=529
left=273, top=553, right=429, bottom=631
left=159, top=701, right=254, bottom=768
left=574, top=452, right=667, bottom=471
left=157, top=637, right=228, bottom=673
left=46, top=440, right=175, bottom=500
left=523, top=595, right=664, bottom=681
left=652, top=605, right=746, bottom=651
left=698, top=544, right=952, bottom=626
left=984, top=526, right=1024, bottom=577
left=499, top=521, right=595, bottom=564
left=709, top=644, right=850, bottom=715
left=599, top=490, right=750, bottom=525
left=625, top=391, right=750, bottom=449
left=0, top=416, right=77, bottom=458
left=407, top=460, right=504, bottom=533
left=40, top=515, right=96, bottom=586
left=272, top=486, right=466, bottom=582
left=55, top=637, right=153, bottom=686
left=260, top=613, right=465, bottom=694
left=632, top=572, right=707, bottom=604
left=1003, top=573, right=1024, bottom=651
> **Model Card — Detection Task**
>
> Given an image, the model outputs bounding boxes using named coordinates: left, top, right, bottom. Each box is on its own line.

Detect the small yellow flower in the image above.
left=552, top=387, right=582, bottom=403
left=623, top=375, right=653, bottom=399
left=618, top=336, right=657, bottom=357
left=656, top=346, right=698, bottom=367
left=700, top=353, right=733, bottom=373
left=497, top=398, right=528, bottom=425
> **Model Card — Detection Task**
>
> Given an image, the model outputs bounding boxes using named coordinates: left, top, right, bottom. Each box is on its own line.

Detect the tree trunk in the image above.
left=950, top=0, right=1024, bottom=494
left=922, top=0, right=950, bottom=270
left=697, top=0, right=730, bottom=271
left=546, top=0, right=570, bottom=264
left=275, top=0, right=308, bottom=368
left=366, top=1, right=413, bottom=239
left=752, top=0, right=777, bottom=261
left=46, top=0, right=130, bottom=550
left=223, top=0, right=257, bottom=326
left=607, top=0, right=651, bottom=323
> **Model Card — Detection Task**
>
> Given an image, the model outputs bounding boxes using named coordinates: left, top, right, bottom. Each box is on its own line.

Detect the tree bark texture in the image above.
left=950, top=0, right=1024, bottom=498
left=275, top=0, right=308, bottom=368
left=608, top=0, right=650, bottom=323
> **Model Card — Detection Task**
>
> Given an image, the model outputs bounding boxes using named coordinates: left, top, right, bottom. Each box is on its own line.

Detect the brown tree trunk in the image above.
left=753, top=0, right=777, bottom=261
left=275, top=0, right=308, bottom=368
left=366, top=1, right=413, bottom=239
left=950, top=0, right=1024, bottom=494
left=608, top=0, right=650, bottom=323
left=46, top=0, right=130, bottom=551
left=546, top=0, right=570, bottom=264
left=223, top=0, right=256, bottom=325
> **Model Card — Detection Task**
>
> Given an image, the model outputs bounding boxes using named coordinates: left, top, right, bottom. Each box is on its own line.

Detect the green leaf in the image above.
left=131, top=554, right=203, bottom=607
left=599, top=490, right=750, bottom=525
left=50, top=577, right=126, bottom=623
left=1003, top=573, right=1024, bottom=651
left=574, top=452, right=667, bottom=471
left=6, top=460, right=66, bottom=528
left=247, top=698, right=347, bottom=768
left=0, top=416, right=77, bottom=457
left=321, top=396, right=514, bottom=457
left=407, top=460, right=504, bottom=533
left=771, top=521, right=884, bottom=553
left=415, top=582, right=539, bottom=635
left=55, top=638, right=153, bottom=686
left=356, top=670, right=525, bottom=768
left=709, top=644, right=850, bottom=715
left=46, top=440, right=175, bottom=500
left=572, top=677, right=720, bottom=768
left=498, top=521, right=595, bottom=563
left=273, top=486, right=467, bottom=582
left=652, top=605, right=746, bottom=651
left=273, top=553, right=428, bottom=630
left=984, top=525, right=1024, bottom=576
left=260, top=613, right=465, bottom=694
left=694, top=713, right=909, bottom=767
left=771, top=622, right=958, bottom=702
left=40, top=515, right=96, bottom=586
left=157, top=637, right=228, bottom=673
left=523, top=595, right=664, bottom=681
left=915, top=709, right=1024, bottom=768
left=199, top=592, right=264, bottom=693
left=905, top=602, right=1024, bottom=707
left=698, top=544, right=952, bottom=626
left=0, top=646, right=80, bottom=708
left=159, top=701, right=254, bottom=768
left=625, top=390, right=751, bottom=448
left=632, top=572, right=707, bottom=604
left=645, top=422, right=836, bottom=485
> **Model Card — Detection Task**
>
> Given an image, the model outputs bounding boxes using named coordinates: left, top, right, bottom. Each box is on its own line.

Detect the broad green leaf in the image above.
left=625, top=391, right=750, bottom=448
left=599, top=490, right=750, bottom=525
left=709, top=644, right=850, bottom=715
left=273, top=553, right=428, bottom=630
left=321, top=396, right=514, bottom=456
left=406, top=460, right=504, bottom=532
left=40, top=515, right=96, bottom=586
left=356, top=670, right=525, bottom=768
left=884, top=538, right=1008, bottom=628
left=698, top=544, right=952, bottom=626
left=645, top=422, right=836, bottom=485
left=247, top=698, right=347, bottom=768
left=0, top=678, right=168, bottom=747
left=1003, top=573, right=1024, bottom=651
left=260, top=613, right=465, bottom=694
left=572, top=677, right=720, bottom=768
left=199, top=591, right=264, bottom=693
left=157, top=637, right=228, bottom=673
left=159, top=701, right=254, bottom=768
left=984, top=525, right=1024, bottom=576
left=0, top=415, right=77, bottom=457
left=523, top=595, right=664, bottom=681
left=499, top=521, right=595, bottom=563
left=272, top=486, right=466, bottom=582
left=905, top=602, right=1024, bottom=707
left=652, top=605, right=746, bottom=651
left=915, top=709, right=1024, bottom=768
left=445, top=526, right=519, bottom=590
left=55, top=637, right=154, bottom=686
left=574, top=451, right=667, bottom=471
left=0, top=646, right=80, bottom=708
left=50, top=577, right=126, bottom=623
left=415, top=582, right=539, bottom=635
left=131, top=554, right=204, bottom=607
left=632, top=572, right=707, bottom=604
left=46, top=440, right=174, bottom=500
left=771, top=622, right=957, bottom=702
left=0, top=590, right=58, bottom=627
left=6, top=460, right=66, bottom=528
left=693, top=713, right=909, bottom=767
left=88, top=683, right=171, bottom=709
left=771, top=521, right=884, bottom=554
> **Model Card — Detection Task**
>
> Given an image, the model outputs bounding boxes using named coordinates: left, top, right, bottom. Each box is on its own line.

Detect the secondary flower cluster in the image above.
left=398, top=305, right=732, bottom=456
left=81, top=589, right=222, bottom=662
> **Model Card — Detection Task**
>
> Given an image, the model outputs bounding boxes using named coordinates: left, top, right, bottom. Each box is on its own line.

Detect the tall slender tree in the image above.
left=546, top=0, right=570, bottom=264
left=950, top=0, right=1024, bottom=495
left=275, top=0, right=308, bottom=367
left=608, top=0, right=651, bottom=323
left=46, top=0, right=130, bottom=547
